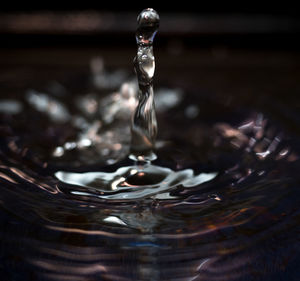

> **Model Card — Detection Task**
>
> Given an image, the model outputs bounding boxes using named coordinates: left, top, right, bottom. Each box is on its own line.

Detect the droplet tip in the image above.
left=137, top=8, right=160, bottom=28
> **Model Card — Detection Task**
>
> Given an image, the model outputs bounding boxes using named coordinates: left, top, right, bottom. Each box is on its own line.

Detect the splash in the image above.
left=130, top=8, right=160, bottom=162
left=52, top=8, right=218, bottom=200
left=1, top=10, right=299, bottom=281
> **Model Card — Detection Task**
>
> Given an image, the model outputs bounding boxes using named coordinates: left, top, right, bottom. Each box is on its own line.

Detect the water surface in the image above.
left=0, top=47, right=300, bottom=280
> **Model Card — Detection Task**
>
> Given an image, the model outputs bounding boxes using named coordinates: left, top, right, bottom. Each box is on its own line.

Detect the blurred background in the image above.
left=1, top=6, right=300, bottom=281
left=0, top=4, right=300, bottom=105
left=0, top=4, right=299, bottom=48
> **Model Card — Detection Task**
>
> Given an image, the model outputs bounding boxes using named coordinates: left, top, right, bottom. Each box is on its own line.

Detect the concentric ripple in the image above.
left=1, top=57, right=300, bottom=280
left=55, top=163, right=217, bottom=200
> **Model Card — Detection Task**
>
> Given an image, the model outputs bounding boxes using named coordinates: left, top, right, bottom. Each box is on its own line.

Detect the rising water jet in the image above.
left=1, top=8, right=299, bottom=281
left=55, top=8, right=218, bottom=199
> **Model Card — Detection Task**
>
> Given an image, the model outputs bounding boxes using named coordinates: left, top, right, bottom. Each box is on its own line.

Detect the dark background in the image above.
left=0, top=4, right=299, bottom=110
left=0, top=3, right=299, bottom=49
left=0, top=5, right=300, bottom=281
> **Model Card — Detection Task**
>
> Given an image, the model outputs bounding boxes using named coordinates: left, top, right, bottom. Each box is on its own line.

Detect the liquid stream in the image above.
left=55, top=8, right=214, bottom=200
left=0, top=8, right=300, bottom=281
left=130, top=8, right=159, bottom=160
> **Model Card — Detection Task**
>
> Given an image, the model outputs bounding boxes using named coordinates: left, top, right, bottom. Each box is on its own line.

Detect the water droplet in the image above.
left=130, top=8, right=160, bottom=161
left=53, top=146, right=64, bottom=157
left=136, top=8, right=159, bottom=46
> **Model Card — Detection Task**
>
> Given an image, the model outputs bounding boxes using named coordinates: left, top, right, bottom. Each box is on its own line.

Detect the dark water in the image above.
left=1, top=59, right=300, bottom=280
left=1, top=11, right=300, bottom=281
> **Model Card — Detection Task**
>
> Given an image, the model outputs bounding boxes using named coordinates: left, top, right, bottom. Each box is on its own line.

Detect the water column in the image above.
left=130, top=8, right=160, bottom=162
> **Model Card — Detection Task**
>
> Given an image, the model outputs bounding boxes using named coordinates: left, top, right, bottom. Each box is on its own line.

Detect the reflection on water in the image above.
left=0, top=54, right=300, bottom=280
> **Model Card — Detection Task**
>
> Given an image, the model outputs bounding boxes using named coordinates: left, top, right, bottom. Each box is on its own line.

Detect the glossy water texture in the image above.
left=1, top=12, right=300, bottom=281
left=1, top=67, right=300, bottom=280
left=54, top=9, right=216, bottom=201
left=130, top=8, right=159, bottom=160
